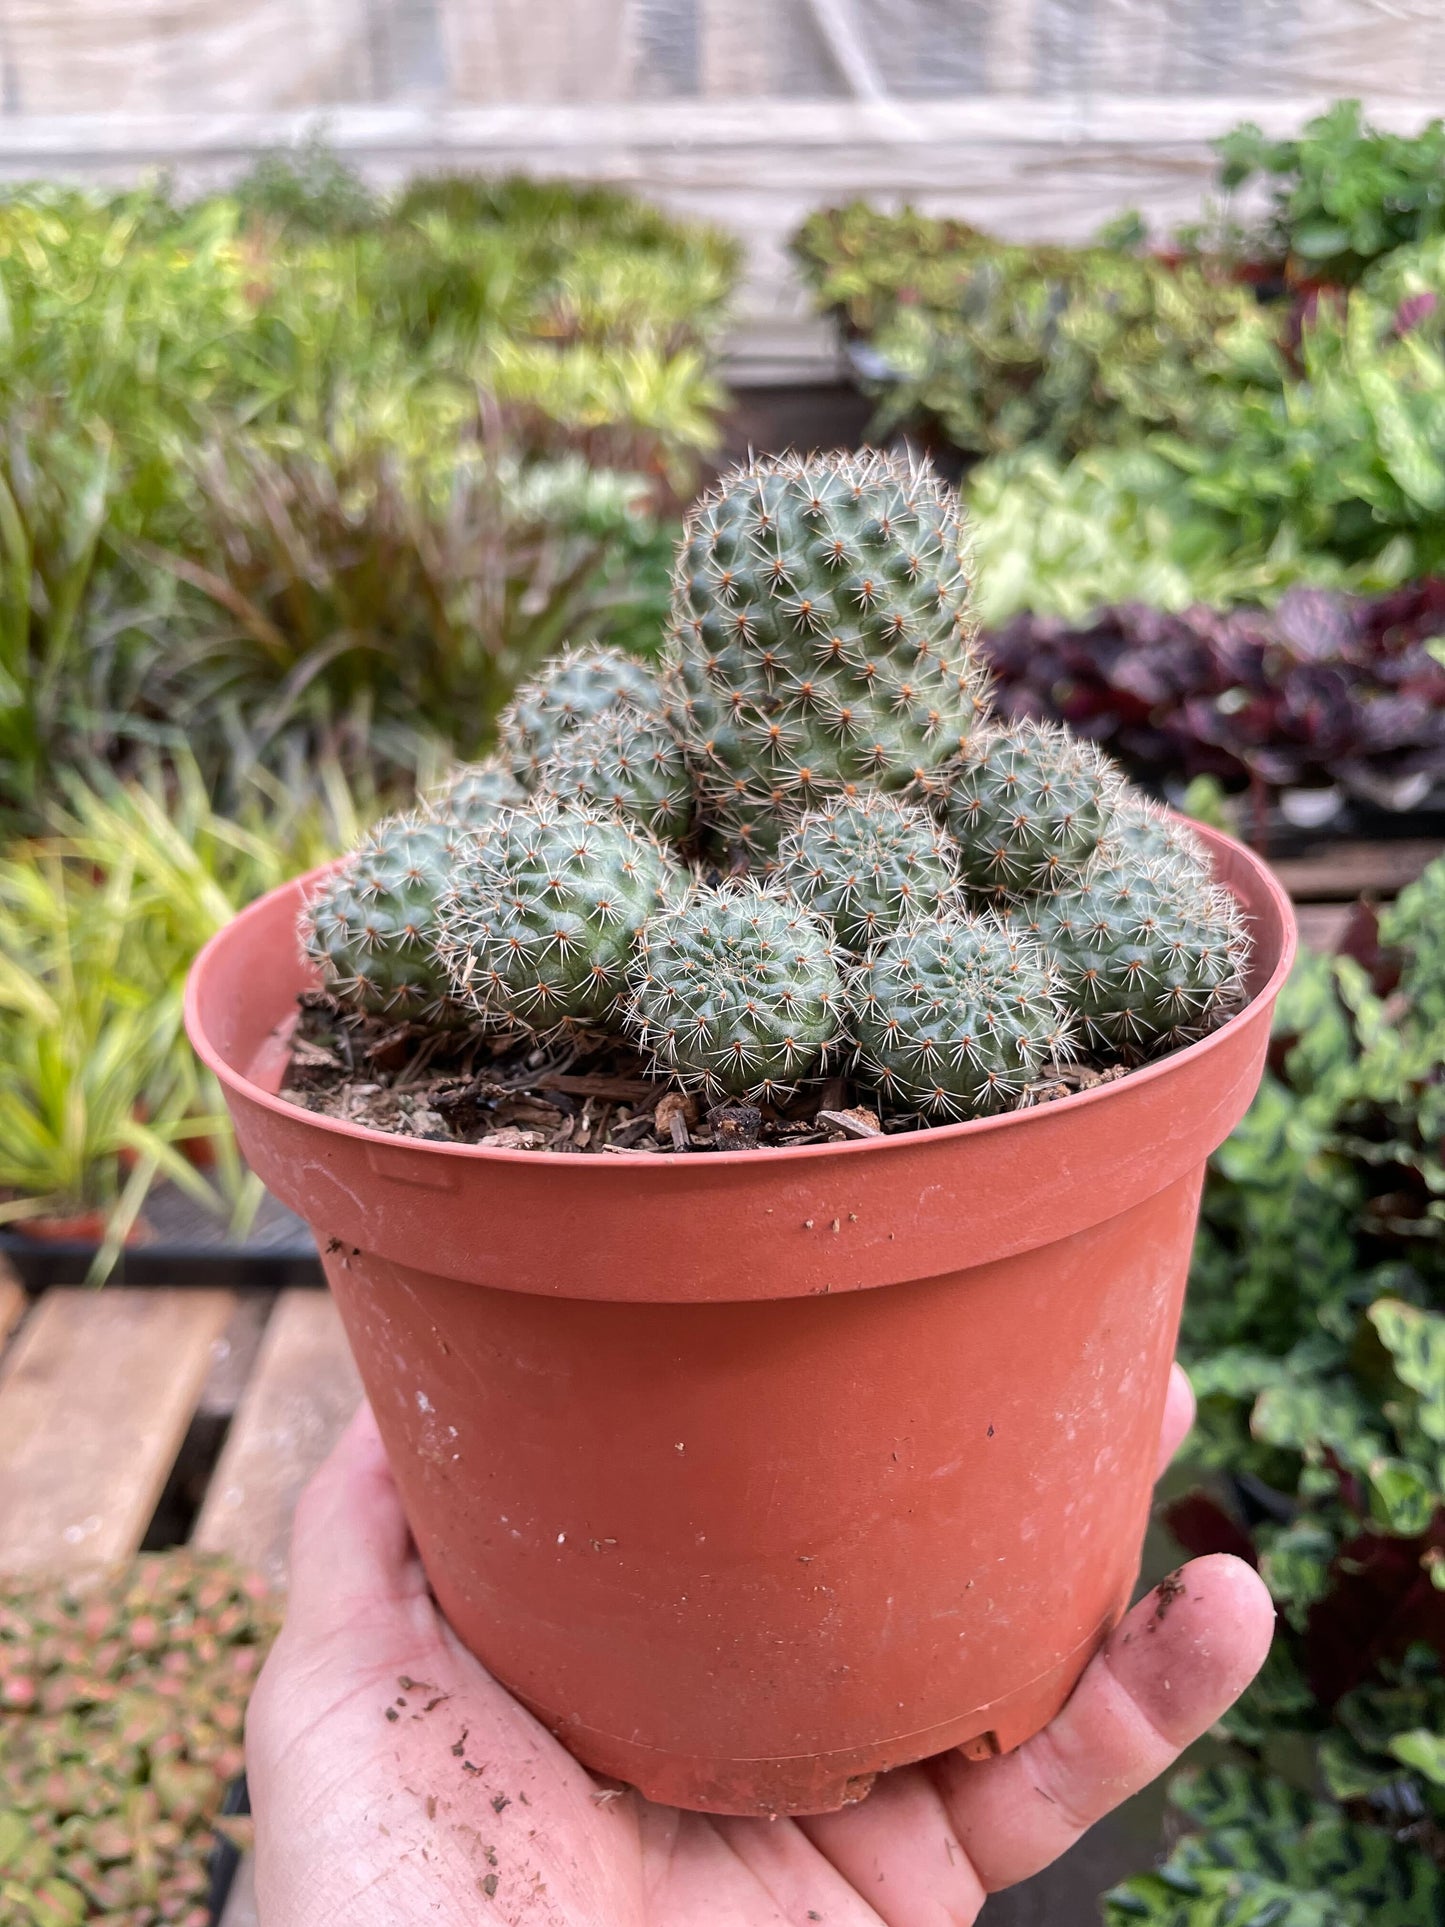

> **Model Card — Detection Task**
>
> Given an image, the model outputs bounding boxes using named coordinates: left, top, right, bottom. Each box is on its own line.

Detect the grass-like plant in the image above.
left=0, top=757, right=368, bottom=1276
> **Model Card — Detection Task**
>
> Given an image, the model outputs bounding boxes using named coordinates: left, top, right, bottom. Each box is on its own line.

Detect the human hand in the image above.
left=246, top=1372, right=1271, bottom=1926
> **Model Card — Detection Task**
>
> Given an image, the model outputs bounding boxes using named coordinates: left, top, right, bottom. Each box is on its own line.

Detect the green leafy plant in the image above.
left=0, top=169, right=736, bottom=817
left=965, top=447, right=1401, bottom=625
left=1157, top=289, right=1445, bottom=581
left=1214, top=99, right=1445, bottom=284
left=1106, top=1762, right=1445, bottom=1923
left=1110, top=860, right=1445, bottom=1921
left=0, top=405, right=163, bottom=818
left=0, top=1551, right=278, bottom=1927
left=793, top=201, right=1258, bottom=459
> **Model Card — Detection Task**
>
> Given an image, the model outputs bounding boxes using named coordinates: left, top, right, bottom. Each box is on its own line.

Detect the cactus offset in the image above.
left=299, top=812, right=466, bottom=1020
left=428, top=755, right=527, bottom=831
left=851, top=911, right=1071, bottom=1119
left=776, top=791, right=961, bottom=952
left=535, top=706, right=692, bottom=842
left=1025, top=851, right=1251, bottom=1060
left=438, top=803, right=678, bottom=1030
left=663, top=450, right=987, bottom=857
left=1102, top=793, right=1213, bottom=884
left=944, top=719, right=1118, bottom=899
left=624, top=884, right=843, bottom=1100
left=497, top=644, right=664, bottom=785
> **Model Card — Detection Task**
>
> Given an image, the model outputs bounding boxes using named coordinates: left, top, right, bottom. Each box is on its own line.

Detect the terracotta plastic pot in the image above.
left=186, top=823, right=1295, bottom=1816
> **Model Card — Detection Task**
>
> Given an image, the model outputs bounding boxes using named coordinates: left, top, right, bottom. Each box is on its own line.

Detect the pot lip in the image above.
left=186, top=819, right=1297, bottom=1173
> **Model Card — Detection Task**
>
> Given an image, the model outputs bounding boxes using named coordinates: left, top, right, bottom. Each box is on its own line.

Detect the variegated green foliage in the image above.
left=792, top=202, right=1257, bottom=459
left=1381, top=856, right=1445, bottom=1030
left=1248, top=1299, right=1445, bottom=1553
left=1104, top=1766, right=1445, bottom=1926
left=1186, top=921, right=1445, bottom=1474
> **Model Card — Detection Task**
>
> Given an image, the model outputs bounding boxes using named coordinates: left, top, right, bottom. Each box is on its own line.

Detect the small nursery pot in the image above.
left=186, top=824, right=1294, bottom=1817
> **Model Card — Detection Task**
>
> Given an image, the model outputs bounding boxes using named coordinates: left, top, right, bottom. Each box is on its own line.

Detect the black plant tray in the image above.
left=0, top=1182, right=322, bottom=1290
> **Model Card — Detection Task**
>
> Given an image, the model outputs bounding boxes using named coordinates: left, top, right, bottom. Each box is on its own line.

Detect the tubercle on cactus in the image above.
left=295, top=450, right=1254, bottom=1129
left=434, top=802, right=680, bottom=1032
left=623, top=882, right=844, bottom=1100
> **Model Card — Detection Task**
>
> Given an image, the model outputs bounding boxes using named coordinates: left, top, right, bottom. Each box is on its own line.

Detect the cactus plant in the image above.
left=1103, top=792, right=1213, bottom=883
left=624, top=884, right=844, bottom=1099
left=497, top=644, right=665, bottom=786
left=428, top=755, right=527, bottom=830
left=663, top=449, right=988, bottom=857
left=289, top=450, right=1255, bottom=1129
left=1026, top=851, right=1251, bottom=1060
left=438, top=803, right=679, bottom=1030
left=776, top=791, right=961, bottom=952
left=944, top=719, right=1118, bottom=899
left=299, top=811, right=468, bottom=1020
left=535, top=706, right=693, bottom=841
left=850, top=910, right=1072, bottom=1118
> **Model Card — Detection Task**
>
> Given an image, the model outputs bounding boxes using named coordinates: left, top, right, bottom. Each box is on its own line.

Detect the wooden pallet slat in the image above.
left=193, top=1288, right=362, bottom=1588
left=0, top=1287, right=236, bottom=1576
left=1271, top=838, right=1442, bottom=904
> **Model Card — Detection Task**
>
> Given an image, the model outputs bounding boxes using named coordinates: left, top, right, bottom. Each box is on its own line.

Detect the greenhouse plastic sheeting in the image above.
left=2, top=1, right=1443, bottom=114
left=3, top=2, right=1442, bottom=376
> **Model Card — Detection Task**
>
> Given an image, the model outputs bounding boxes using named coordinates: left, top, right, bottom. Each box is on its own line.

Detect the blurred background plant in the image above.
left=1105, top=856, right=1445, bottom=1920
left=0, top=161, right=736, bottom=825
left=981, top=582, right=1445, bottom=824
left=1207, top=98, right=1445, bottom=285
left=0, top=756, right=370, bottom=1278
left=0, top=1551, right=278, bottom=1927
left=793, top=202, right=1257, bottom=460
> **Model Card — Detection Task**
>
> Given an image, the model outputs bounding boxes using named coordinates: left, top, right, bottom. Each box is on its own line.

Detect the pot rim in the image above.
left=185, top=819, right=1297, bottom=1173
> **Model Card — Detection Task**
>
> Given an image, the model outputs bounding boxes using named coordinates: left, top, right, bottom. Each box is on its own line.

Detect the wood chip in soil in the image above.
left=279, top=995, right=1115, bottom=1156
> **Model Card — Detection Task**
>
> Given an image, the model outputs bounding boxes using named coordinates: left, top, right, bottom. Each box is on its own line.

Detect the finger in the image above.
left=709, top=1813, right=900, bottom=1927
left=284, top=1401, right=425, bottom=1631
left=798, top=1766, right=984, bottom=1926
left=1155, top=1363, right=1196, bottom=1479
left=931, top=1554, right=1273, bottom=1893
left=800, top=1554, right=1271, bottom=1920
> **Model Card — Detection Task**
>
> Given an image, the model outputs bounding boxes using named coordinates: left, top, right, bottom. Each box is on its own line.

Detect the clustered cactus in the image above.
left=0, top=1552, right=277, bottom=1927
left=300, top=450, right=1252, bottom=1127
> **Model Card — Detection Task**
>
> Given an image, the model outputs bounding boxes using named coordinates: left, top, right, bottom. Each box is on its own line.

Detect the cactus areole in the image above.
left=187, top=451, right=1297, bottom=1821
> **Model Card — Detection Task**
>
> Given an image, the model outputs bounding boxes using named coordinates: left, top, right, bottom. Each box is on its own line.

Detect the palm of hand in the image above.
left=247, top=1396, right=1270, bottom=1927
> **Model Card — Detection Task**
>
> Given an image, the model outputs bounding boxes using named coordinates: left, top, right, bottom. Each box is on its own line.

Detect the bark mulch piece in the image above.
left=280, top=993, right=1108, bottom=1156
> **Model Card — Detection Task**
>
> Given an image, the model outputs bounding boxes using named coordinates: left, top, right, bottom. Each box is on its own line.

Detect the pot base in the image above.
left=529, top=1612, right=1121, bottom=1815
